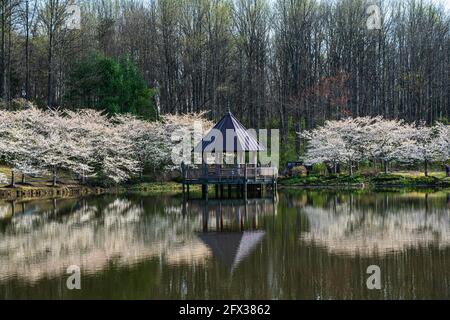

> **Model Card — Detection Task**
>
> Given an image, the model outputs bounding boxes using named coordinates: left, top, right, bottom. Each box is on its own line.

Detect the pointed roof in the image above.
left=197, top=231, right=266, bottom=271
left=193, top=111, right=265, bottom=153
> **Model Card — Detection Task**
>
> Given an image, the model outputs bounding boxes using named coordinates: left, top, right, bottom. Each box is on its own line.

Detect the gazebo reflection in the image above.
left=198, top=231, right=265, bottom=271
left=184, top=198, right=276, bottom=232
left=185, top=198, right=276, bottom=271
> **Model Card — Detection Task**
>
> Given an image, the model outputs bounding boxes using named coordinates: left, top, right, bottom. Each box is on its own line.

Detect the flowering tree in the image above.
left=163, top=112, right=213, bottom=169
left=0, top=107, right=212, bottom=185
left=0, top=109, right=45, bottom=186
left=302, top=117, right=450, bottom=176
left=365, top=119, right=416, bottom=173
left=114, top=114, right=167, bottom=179
left=399, top=123, right=442, bottom=176
left=436, top=122, right=450, bottom=163
left=303, top=118, right=376, bottom=175
left=303, top=122, right=351, bottom=174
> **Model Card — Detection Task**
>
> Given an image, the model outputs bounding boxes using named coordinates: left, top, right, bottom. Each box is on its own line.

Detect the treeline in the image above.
left=2, top=0, right=450, bottom=159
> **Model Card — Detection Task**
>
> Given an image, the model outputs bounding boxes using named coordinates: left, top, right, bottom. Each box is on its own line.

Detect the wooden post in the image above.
left=244, top=164, right=248, bottom=200
left=181, top=162, right=186, bottom=199
left=272, top=180, right=277, bottom=200
left=203, top=163, right=207, bottom=178
left=203, top=205, right=209, bottom=232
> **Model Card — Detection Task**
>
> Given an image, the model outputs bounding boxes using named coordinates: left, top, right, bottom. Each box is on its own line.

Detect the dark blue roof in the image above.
left=193, top=111, right=265, bottom=153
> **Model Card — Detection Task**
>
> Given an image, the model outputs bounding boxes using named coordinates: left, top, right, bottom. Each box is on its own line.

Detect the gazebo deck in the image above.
left=182, top=165, right=278, bottom=185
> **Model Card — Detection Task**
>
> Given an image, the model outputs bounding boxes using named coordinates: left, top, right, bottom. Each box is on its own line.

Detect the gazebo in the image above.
left=181, top=109, right=278, bottom=200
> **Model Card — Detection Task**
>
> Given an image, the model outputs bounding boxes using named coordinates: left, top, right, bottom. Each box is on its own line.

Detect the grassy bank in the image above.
left=279, top=171, right=450, bottom=189
left=125, top=182, right=200, bottom=193
left=0, top=164, right=197, bottom=200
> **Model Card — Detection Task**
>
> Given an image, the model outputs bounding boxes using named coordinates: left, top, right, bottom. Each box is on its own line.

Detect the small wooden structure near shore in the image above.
left=181, top=109, right=278, bottom=200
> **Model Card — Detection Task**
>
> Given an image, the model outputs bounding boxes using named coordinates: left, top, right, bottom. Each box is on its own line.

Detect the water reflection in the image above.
left=0, top=197, right=275, bottom=284
left=0, top=197, right=210, bottom=283
left=188, top=199, right=274, bottom=272
left=186, top=198, right=276, bottom=232
left=0, top=190, right=450, bottom=299
left=198, top=232, right=266, bottom=272
left=292, top=192, right=450, bottom=256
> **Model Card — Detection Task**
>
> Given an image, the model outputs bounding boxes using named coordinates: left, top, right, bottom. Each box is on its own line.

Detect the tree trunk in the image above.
left=424, top=159, right=429, bottom=177
left=10, top=170, right=15, bottom=188
left=22, top=174, right=25, bottom=184
left=47, top=4, right=54, bottom=108
left=384, top=160, right=389, bottom=174
left=25, top=0, right=30, bottom=100
left=52, top=168, right=57, bottom=187
left=348, top=161, right=353, bottom=177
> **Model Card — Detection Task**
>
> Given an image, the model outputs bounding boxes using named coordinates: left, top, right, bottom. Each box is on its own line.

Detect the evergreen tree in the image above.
left=65, top=53, right=156, bottom=120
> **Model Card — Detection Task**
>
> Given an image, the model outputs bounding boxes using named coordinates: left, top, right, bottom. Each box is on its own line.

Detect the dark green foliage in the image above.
left=65, top=53, right=156, bottom=119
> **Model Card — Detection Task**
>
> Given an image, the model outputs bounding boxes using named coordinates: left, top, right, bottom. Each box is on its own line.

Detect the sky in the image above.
left=434, top=0, right=450, bottom=10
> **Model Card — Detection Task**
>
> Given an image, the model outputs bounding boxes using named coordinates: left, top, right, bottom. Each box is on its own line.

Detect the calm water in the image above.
left=1, top=189, right=450, bottom=300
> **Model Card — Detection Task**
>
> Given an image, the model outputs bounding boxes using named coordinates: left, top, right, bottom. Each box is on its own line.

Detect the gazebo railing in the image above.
left=183, top=164, right=278, bottom=183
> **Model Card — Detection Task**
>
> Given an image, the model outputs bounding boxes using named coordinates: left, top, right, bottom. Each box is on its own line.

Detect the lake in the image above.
left=1, top=189, right=450, bottom=300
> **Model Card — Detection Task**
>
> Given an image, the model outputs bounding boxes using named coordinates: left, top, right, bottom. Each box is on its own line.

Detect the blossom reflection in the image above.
left=300, top=194, right=450, bottom=256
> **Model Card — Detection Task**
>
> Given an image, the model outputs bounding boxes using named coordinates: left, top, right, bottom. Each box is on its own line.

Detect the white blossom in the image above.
left=0, top=107, right=211, bottom=184
left=302, top=117, right=450, bottom=175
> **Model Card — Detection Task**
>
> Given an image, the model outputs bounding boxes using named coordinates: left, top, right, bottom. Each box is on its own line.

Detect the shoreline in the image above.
left=1, top=181, right=449, bottom=201
left=0, top=185, right=113, bottom=201
left=0, top=182, right=202, bottom=201
left=278, top=173, right=450, bottom=190
left=278, top=183, right=450, bottom=190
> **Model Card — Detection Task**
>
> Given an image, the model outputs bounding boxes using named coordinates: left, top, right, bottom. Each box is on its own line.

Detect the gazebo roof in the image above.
left=193, top=111, right=265, bottom=153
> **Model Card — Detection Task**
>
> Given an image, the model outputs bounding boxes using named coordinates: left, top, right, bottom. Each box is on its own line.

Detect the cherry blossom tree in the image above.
left=303, top=118, right=374, bottom=175
left=0, top=108, right=46, bottom=186
left=0, top=107, right=212, bottom=185
left=302, top=117, right=449, bottom=176
left=399, top=123, right=442, bottom=176
left=436, top=122, right=450, bottom=163
left=303, top=122, right=349, bottom=174
left=365, top=119, right=416, bottom=174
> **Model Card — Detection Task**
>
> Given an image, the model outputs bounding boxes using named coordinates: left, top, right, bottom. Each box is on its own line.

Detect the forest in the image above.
left=0, top=0, right=449, bottom=163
